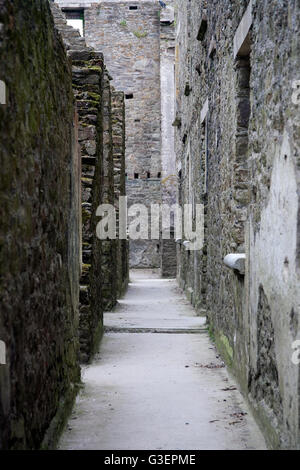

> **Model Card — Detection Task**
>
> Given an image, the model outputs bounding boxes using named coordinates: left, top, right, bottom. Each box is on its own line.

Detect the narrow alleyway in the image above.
left=59, top=270, right=266, bottom=450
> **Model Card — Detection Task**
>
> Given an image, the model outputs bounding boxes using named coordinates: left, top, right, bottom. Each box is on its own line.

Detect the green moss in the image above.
left=207, top=323, right=215, bottom=342
left=215, top=331, right=234, bottom=366
left=133, top=31, right=148, bottom=38
left=40, top=380, right=81, bottom=450
left=78, top=99, right=99, bottom=107
left=87, top=65, right=102, bottom=73
left=82, top=208, right=91, bottom=224
left=82, top=263, right=91, bottom=273
left=81, top=177, right=93, bottom=185
left=120, top=20, right=127, bottom=27
left=87, top=92, right=101, bottom=101
left=89, top=319, right=104, bottom=364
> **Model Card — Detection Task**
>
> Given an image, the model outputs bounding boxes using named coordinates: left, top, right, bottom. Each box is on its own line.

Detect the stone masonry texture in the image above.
left=51, top=3, right=106, bottom=362
left=160, top=0, right=177, bottom=277
left=0, top=0, right=81, bottom=449
left=55, top=0, right=178, bottom=274
left=51, top=3, right=128, bottom=359
left=5, top=0, right=300, bottom=452
left=100, top=72, right=118, bottom=311
left=0, top=0, right=129, bottom=449
left=112, top=90, right=129, bottom=296
left=84, top=1, right=162, bottom=268
left=175, top=0, right=300, bottom=449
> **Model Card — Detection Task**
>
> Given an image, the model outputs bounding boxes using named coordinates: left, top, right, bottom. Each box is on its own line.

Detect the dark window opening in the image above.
left=63, top=9, right=84, bottom=19
left=234, top=33, right=251, bottom=249
left=157, top=172, right=161, bottom=178
left=178, top=170, right=182, bottom=206
left=236, top=54, right=251, bottom=130
left=134, top=119, right=140, bottom=122
left=197, top=13, right=207, bottom=41
left=134, top=173, right=139, bottom=179
left=147, top=172, right=151, bottom=179
left=129, top=6, right=138, bottom=10
left=236, top=32, right=251, bottom=130
left=125, top=93, right=134, bottom=100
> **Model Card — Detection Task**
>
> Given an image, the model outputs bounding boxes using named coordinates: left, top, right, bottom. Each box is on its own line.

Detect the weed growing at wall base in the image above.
left=96, top=197, right=204, bottom=251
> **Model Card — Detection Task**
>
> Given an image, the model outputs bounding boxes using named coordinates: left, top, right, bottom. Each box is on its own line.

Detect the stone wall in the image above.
left=51, top=2, right=106, bottom=361
left=55, top=0, right=178, bottom=273
left=0, top=0, right=128, bottom=449
left=112, top=89, right=129, bottom=296
left=100, top=73, right=117, bottom=311
left=83, top=1, right=162, bottom=268
left=175, top=0, right=300, bottom=449
left=160, top=2, right=177, bottom=278
left=0, top=0, right=81, bottom=449
left=51, top=3, right=128, bottom=358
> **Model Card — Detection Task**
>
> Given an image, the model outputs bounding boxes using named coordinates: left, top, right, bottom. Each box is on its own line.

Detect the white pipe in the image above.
left=224, top=253, right=246, bottom=275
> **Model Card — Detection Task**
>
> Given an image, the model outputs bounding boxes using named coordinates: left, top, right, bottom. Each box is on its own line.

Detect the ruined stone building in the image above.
left=175, top=0, right=300, bottom=449
left=0, top=0, right=300, bottom=451
left=0, top=0, right=128, bottom=449
left=0, top=0, right=176, bottom=450
left=56, top=0, right=177, bottom=275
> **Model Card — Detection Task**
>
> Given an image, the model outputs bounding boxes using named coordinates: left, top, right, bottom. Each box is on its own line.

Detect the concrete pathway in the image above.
left=59, top=270, right=267, bottom=450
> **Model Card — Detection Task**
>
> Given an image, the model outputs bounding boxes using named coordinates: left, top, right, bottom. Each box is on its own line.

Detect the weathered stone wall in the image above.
left=51, top=3, right=128, bottom=357
left=101, top=73, right=118, bottom=311
left=175, top=0, right=300, bottom=449
left=51, top=2, right=106, bottom=361
left=160, top=2, right=177, bottom=278
left=175, top=0, right=207, bottom=313
left=112, top=89, right=129, bottom=296
left=0, top=0, right=81, bottom=449
left=84, top=1, right=162, bottom=268
left=55, top=0, right=178, bottom=273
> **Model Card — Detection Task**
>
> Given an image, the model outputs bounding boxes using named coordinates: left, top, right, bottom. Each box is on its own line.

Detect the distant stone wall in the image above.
left=55, top=0, right=178, bottom=272
left=160, top=3, right=176, bottom=278
left=0, top=0, right=80, bottom=449
left=84, top=1, right=162, bottom=267
left=175, top=0, right=300, bottom=449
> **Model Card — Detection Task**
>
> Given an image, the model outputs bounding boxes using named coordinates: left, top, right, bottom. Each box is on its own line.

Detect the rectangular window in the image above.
left=197, top=11, right=207, bottom=41
left=200, top=99, right=209, bottom=195
left=233, top=27, right=251, bottom=248
left=63, top=9, right=84, bottom=37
